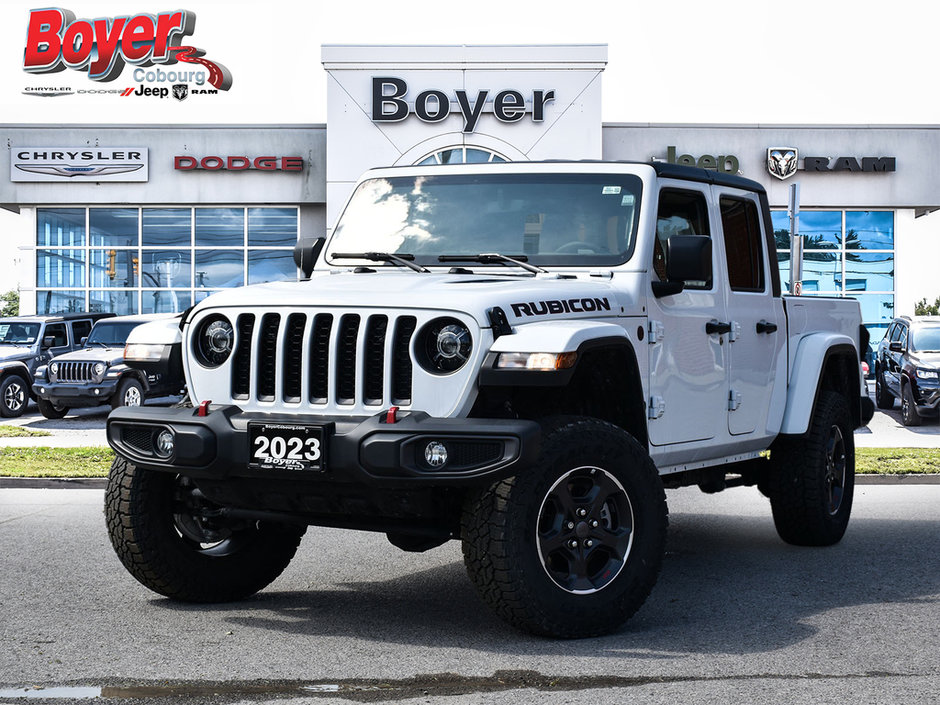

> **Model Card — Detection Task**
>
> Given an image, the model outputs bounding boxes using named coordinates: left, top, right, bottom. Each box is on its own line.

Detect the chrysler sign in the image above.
left=11, top=147, right=149, bottom=182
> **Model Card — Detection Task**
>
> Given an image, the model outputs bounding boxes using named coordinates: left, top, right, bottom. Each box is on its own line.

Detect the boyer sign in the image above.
left=22, top=7, right=232, bottom=90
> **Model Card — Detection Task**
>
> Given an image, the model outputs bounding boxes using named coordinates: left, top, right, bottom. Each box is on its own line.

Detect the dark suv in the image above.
left=0, top=312, right=114, bottom=417
left=31, top=314, right=184, bottom=419
left=875, top=316, right=940, bottom=425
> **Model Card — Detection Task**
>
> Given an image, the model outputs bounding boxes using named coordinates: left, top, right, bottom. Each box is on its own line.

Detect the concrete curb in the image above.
left=3, top=475, right=940, bottom=490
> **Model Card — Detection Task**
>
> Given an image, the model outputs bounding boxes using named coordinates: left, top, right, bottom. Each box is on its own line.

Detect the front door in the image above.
left=647, top=184, right=729, bottom=447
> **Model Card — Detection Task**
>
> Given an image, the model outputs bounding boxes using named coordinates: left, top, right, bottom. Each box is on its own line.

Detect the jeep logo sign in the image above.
left=372, top=77, right=556, bottom=133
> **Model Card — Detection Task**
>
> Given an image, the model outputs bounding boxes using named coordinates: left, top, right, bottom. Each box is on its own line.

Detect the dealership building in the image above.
left=2, top=44, right=939, bottom=344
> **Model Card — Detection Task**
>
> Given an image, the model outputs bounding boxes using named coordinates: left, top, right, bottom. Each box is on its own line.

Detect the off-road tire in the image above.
left=105, top=455, right=306, bottom=602
left=112, top=377, right=145, bottom=410
left=874, top=368, right=894, bottom=410
left=461, top=417, right=667, bottom=638
left=767, top=391, right=855, bottom=546
left=901, top=382, right=922, bottom=427
left=0, top=374, right=28, bottom=418
left=36, top=398, right=69, bottom=419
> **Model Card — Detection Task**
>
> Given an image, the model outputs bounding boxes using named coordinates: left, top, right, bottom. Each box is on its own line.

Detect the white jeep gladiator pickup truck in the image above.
left=105, top=161, right=875, bottom=638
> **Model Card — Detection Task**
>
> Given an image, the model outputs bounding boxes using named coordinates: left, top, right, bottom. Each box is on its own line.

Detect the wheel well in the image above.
left=470, top=344, right=648, bottom=447
left=819, top=350, right=861, bottom=428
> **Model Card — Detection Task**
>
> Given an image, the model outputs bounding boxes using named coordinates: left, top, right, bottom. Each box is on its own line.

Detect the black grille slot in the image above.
left=391, top=316, right=416, bottom=404
left=336, top=314, right=360, bottom=404
left=451, top=441, right=503, bottom=469
left=257, top=313, right=280, bottom=401
left=309, top=314, right=333, bottom=403
left=58, top=361, right=94, bottom=383
left=282, top=313, right=306, bottom=402
left=364, top=315, right=388, bottom=405
left=122, top=427, right=154, bottom=455
left=231, top=314, right=255, bottom=399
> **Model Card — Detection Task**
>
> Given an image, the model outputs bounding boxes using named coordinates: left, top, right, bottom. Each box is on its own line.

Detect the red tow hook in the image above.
left=385, top=406, right=399, bottom=424
left=197, top=399, right=212, bottom=417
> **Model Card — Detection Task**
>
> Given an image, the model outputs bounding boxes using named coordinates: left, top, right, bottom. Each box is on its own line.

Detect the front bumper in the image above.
left=107, top=405, right=541, bottom=487
left=913, top=382, right=940, bottom=416
left=34, top=379, right=119, bottom=407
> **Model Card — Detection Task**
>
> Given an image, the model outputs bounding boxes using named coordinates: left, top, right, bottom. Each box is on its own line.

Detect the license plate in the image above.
left=248, top=423, right=325, bottom=472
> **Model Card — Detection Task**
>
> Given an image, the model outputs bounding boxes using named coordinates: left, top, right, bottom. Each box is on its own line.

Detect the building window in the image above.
left=416, top=146, right=507, bottom=165
left=773, top=209, right=895, bottom=344
left=35, top=206, right=299, bottom=315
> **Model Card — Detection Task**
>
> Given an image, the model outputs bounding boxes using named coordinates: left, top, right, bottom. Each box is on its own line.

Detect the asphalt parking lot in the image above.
left=1, top=484, right=938, bottom=704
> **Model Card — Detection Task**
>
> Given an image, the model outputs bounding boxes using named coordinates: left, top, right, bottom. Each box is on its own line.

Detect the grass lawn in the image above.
left=0, top=425, right=51, bottom=438
left=0, top=447, right=114, bottom=477
left=856, top=447, right=940, bottom=475
left=0, top=446, right=938, bottom=478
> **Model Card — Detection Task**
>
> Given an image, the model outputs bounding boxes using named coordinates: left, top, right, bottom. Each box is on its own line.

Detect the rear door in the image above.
left=715, top=191, right=786, bottom=437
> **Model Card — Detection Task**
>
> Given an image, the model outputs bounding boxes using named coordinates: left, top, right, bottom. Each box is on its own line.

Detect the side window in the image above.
left=655, top=189, right=711, bottom=288
left=899, top=326, right=908, bottom=349
left=889, top=323, right=902, bottom=343
left=44, top=323, right=68, bottom=347
left=719, top=197, right=765, bottom=292
left=885, top=323, right=897, bottom=343
left=71, top=320, right=92, bottom=343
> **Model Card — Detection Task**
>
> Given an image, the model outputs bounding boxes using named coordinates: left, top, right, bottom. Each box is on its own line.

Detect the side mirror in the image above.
left=652, top=236, right=712, bottom=298
left=80, top=336, right=88, bottom=346
left=889, top=341, right=904, bottom=353
left=42, top=336, right=56, bottom=348
left=293, top=237, right=325, bottom=279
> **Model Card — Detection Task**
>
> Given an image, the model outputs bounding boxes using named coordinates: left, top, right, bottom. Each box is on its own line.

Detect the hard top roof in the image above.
left=368, top=159, right=767, bottom=196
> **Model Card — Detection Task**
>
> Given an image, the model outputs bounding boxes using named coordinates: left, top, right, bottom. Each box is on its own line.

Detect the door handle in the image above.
left=756, top=320, right=778, bottom=334
left=706, top=320, right=732, bottom=335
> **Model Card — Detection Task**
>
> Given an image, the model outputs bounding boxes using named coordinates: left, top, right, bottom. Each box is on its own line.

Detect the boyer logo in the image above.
left=22, top=7, right=232, bottom=91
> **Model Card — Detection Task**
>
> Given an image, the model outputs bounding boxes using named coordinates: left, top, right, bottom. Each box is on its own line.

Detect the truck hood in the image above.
left=0, top=346, right=36, bottom=361
left=194, top=271, right=626, bottom=326
left=52, top=347, right=125, bottom=365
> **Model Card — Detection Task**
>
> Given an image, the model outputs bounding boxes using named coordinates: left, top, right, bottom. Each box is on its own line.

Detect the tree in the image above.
left=915, top=297, right=940, bottom=316
left=0, top=290, right=19, bottom=317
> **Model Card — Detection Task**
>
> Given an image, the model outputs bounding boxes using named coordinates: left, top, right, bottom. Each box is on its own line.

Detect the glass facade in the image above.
left=772, top=210, right=895, bottom=344
left=36, top=207, right=299, bottom=314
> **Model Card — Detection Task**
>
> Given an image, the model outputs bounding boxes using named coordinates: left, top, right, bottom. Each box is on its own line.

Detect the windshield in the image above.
left=327, top=173, right=643, bottom=267
left=85, top=321, right=141, bottom=347
left=0, top=322, right=41, bottom=345
left=911, top=326, right=940, bottom=352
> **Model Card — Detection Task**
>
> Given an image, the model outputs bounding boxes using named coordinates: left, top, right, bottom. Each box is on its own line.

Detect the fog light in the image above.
left=424, top=441, right=448, bottom=468
left=155, top=429, right=176, bottom=457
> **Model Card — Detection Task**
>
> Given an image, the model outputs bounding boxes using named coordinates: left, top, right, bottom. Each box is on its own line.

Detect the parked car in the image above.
left=874, top=315, right=940, bottom=425
left=0, top=312, right=114, bottom=417
left=31, top=314, right=184, bottom=419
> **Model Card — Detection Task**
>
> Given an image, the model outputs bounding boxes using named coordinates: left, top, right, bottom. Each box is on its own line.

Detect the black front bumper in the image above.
left=107, top=405, right=541, bottom=488
left=34, top=379, right=119, bottom=407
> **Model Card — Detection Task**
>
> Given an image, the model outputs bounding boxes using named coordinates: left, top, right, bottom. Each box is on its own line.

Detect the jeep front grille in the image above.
left=55, top=361, right=95, bottom=383
left=227, top=311, right=417, bottom=408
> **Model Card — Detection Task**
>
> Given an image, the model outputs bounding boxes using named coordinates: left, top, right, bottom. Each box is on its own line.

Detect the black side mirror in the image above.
left=293, top=237, right=325, bottom=279
left=652, top=236, right=712, bottom=298
left=666, top=236, right=712, bottom=282
left=889, top=341, right=904, bottom=353
left=42, top=336, right=56, bottom=348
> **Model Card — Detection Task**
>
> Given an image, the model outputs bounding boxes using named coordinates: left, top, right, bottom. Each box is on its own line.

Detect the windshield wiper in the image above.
left=330, top=252, right=429, bottom=273
left=437, top=253, right=547, bottom=274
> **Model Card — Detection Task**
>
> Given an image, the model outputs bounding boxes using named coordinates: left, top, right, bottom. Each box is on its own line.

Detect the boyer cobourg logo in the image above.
left=22, top=7, right=232, bottom=91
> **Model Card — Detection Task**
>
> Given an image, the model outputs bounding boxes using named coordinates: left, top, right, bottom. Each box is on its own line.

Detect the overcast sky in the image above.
left=1, top=0, right=936, bottom=126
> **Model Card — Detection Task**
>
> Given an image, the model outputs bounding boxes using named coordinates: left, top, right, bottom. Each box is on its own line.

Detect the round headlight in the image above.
left=193, top=314, right=234, bottom=368
left=417, top=317, right=473, bottom=374
left=93, top=362, right=107, bottom=376
left=49, top=362, right=58, bottom=376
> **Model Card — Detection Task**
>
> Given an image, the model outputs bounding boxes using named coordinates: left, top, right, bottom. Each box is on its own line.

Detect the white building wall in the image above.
left=322, top=45, right=607, bottom=227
